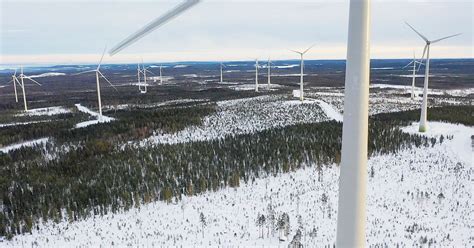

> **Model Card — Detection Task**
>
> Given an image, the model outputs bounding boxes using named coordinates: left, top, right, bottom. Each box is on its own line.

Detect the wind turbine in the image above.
left=74, top=47, right=117, bottom=120
left=159, top=65, right=164, bottom=85
left=137, top=63, right=143, bottom=92
left=402, top=51, right=423, bottom=100
left=220, top=62, right=226, bottom=83
left=255, top=59, right=259, bottom=92
left=18, top=67, right=42, bottom=112
left=267, top=58, right=273, bottom=89
left=290, top=44, right=315, bottom=102
left=141, top=63, right=155, bottom=94
left=336, top=0, right=371, bottom=246
left=6, top=69, right=20, bottom=103
left=405, top=22, right=461, bottom=132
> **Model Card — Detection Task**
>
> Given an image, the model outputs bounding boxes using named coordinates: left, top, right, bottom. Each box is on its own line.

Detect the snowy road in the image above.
left=0, top=138, right=49, bottom=153
left=74, top=104, right=114, bottom=128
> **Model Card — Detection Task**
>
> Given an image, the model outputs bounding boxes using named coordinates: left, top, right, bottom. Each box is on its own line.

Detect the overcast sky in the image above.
left=1, top=0, right=472, bottom=65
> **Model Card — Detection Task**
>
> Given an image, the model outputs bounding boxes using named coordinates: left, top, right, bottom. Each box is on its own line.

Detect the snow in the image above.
left=239, top=83, right=284, bottom=91
left=292, top=89, right=302, bottom=98
left=103, top=99, right=209, bottom=111
left=401, top=122, right=473, bottom=165
left=313, top=100, right=343, bottom=122
left=283, top=98, right=343, bottom=122
left=174, top=65, right=188, bottom=68
left=371, top=83, right=414, bottom=90
left=399, top=75, right=425, bottom=78
left=0, top=138, right=49, bottom=153
left=274, top=64, right=299, bottom=69
left=228, top=84, right=257, bottom=91
left=5, top=122, right=472, bottom=246
left=183, top=74, right=198, bottom=78
left=372, top=67, right=395, bottom=70
left=274, top=73, right=308, bottom=77
left=140, top=95, right=328, bottom=146
left=149, top=65, right=168, bottom=68
left=28, top=72, right=66, bottom=78
left=446, top=88, right=474, bottom=97
left=74, top=104, right=114, bottom=128
left=314, top=92, right=345, bottom=97
left=15, top=106, right=71, bottom=117
left=74, top=119, right=109, bottom=128
left=149, top=76, right=173, bottom=82
left=0, top=120, right=51, bottom=128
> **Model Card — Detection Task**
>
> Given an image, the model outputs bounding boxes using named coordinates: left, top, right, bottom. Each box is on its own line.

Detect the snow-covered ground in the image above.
left=103, top=99, right=210, bottom=112
left=74, top=104, right=114, bottom=128
left=15, top=106, right=71, bottom=117
left=5, top=122, right=472, bottom=247
left=0, top=138, right=49, bottom=153
left=0, top=120, right=51, bottom=128
left=28, top=72, right=66, bottom=78
left=228, top=83, right=260, bottom=91
left=309, top=86, right=473, bottom=116
left=313, top=99, right=343, bottom=122
left=401, top=122, right=472, bottom=164
left=139, top=95, right=330, bottom=146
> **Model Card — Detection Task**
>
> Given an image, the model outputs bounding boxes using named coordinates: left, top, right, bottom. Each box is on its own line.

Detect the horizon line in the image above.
left=1, top=57, right=472, bottom=68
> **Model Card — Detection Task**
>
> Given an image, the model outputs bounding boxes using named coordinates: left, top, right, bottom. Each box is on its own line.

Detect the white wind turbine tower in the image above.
left=141, top=63, right=155, bottom=93
left=267, top=58, right=273, bottom=89
left=6, top=69, right=21, bottom=103
left=255, top=59, right=259, bottom=92
left=153, top=65, right=164, bottom=84
left=403, top=51, right=424, bottom=100
left=159, top=65, right=164, bottom=85
left=220, top=62, right=226, bottom=83
left=405, top=22, right=461, bottom=132
left=18, top=67, right=42, bottom=112
left=74, top=47, right=117, bottom=120
left=137, top=63, right=143, bottom=92
left=290, top=44, right=315, bottom=102
left=336, top=0, right=371, bottom=246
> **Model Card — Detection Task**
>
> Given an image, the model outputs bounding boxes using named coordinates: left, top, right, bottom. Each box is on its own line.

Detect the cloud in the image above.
left=0, top=0, right=472, bottom=64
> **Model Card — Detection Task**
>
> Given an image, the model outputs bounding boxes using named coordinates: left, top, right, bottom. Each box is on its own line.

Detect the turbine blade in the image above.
left=145, top=69, right=155, bottom=75
left=97, top=45, right=107, bottom=70
left=303, top=43, right=316, bottom=54
left=431, top=33, right=462, bottom=44
left=14, top=77, right=21, bottom=86
left=98, top=71, right=118, bottom=92
left=417, top=44, right=428, bottom=71
left=25, top=77, right=42, bottom=86
left=405, top=22, right=429, bottom=42
left=402, top=61, right=414, bottom=69
left=289, top=49, right=303, bottom=55
left=109, top=0, right=200, bottom=56
left=72, top=70, right=96, bottom=76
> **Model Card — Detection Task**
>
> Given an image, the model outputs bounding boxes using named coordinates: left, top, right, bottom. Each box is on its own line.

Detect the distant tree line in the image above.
left=373, top=105, right=473, bottom=126
left=0, top=104, right=215, bottom=147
